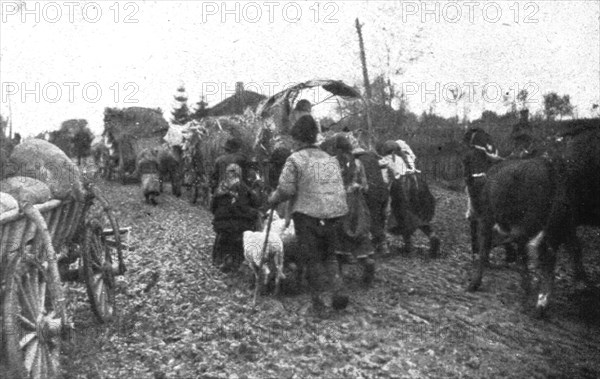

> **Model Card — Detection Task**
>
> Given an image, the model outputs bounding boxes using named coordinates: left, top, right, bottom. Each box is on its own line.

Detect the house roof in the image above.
left=207, top=90, right=267, bottom=117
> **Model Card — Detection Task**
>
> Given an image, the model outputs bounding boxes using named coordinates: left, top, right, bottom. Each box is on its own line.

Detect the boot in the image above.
left=324, top=258, right=349, bottom=310
left=504, top=244, right=517, bottom=264
left=402, top=235, right=414, bottom=255
left=429, top=235, right=441, bottom=258
left=311, top=293, right=327, bottom=312
left=361, top=257, right=376, bottom=285
left=374, top=241, right=390, bottom=258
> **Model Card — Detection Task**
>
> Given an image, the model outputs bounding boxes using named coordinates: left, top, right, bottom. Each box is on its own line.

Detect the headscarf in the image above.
left=216, top=163, right=242, bottom=197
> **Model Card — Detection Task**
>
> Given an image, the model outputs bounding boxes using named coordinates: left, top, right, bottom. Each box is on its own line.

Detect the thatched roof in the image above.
left=103, top=107, right=169, bottom=143
left=207, top=90, right=267, bottom=117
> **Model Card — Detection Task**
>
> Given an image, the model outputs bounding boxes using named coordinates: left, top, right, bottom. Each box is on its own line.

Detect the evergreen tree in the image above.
left=191, top=96, right=209, bottom=121
left=171, top=85, right=191, bottom=125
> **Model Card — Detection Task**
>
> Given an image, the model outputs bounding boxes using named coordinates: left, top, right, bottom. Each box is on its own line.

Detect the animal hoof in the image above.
left=466, top=280, right=480, bottom=292
left=429, top=236, right=441, bottom=258
left=362, top=259, right=376, bottom=285
left=332, top=294, right=349, bottom=310
left=533, top=305, right=547, bottom=319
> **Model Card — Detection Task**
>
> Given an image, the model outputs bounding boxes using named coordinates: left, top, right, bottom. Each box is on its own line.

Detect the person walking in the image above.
left=267, top=115, right=350, bottom=313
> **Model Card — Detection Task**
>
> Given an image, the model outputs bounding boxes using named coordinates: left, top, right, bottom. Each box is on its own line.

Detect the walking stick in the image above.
left=254, top=207, right=275, bottom=306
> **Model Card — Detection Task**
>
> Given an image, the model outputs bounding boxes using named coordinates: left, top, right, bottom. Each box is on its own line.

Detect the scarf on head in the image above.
left=216, top=163, right=242, bottom=197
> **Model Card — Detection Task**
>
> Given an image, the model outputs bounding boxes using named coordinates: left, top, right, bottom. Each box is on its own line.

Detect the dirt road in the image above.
left=62, top=180, right=600, bottom=379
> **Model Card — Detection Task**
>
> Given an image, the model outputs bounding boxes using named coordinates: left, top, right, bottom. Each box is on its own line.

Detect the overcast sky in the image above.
left=1, top=0, right=599, bottom=137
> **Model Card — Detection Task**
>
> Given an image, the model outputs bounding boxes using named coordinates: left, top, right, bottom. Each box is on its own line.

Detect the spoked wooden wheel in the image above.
left=81, top=221, right=116, bottom=323
left=3, top=255, right=63, bottom=379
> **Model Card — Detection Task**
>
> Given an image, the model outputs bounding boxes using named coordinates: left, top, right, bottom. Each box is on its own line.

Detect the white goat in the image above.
left=243, top=211, right=289, bottom=305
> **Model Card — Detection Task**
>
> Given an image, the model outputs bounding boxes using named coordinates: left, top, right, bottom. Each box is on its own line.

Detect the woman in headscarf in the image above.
left=211, top=163, right=260, bottom=272
left=324, top=134, right=376, bottom=285
left=210, top=137, right=250, bottom=194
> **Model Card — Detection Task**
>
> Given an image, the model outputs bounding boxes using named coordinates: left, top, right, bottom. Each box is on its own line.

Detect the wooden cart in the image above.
left=1, top=184, right=129, bottom=379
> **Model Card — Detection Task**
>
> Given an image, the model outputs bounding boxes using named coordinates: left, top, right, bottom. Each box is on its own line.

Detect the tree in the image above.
left=543, top=92, right=573, bottom=120
left=0, top=114, right=7, bottom=139
left=558, top=95, right=574, bottom=119
left=446, top=85, right=466, bottom=123
left=48, top=129, right=73, bottom=156
left=171, top=85, right=191, bottom=125
left=48, top=119, right=93, bottom=163
left=517, top=89, right=529, bottom=110
left=73, top=126, right=94, bottom=165
left=481, top=110, right=500, bottom=122
left=191, top=96, right=209, bottom=121
left=0, top=114, right=11, bottom=165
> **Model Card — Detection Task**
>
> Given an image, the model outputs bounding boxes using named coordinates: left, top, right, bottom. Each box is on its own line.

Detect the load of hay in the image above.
left=103, top=107, right=168, bottom=144
left=172, top=109, right=285, bottom=183
left=102, top=107, right=168, bottom=178
left=2, top=138, right=85, bottom=202
left=0, top=191, right=18, bottom=213
left=0, top=177, right=53, bottom=205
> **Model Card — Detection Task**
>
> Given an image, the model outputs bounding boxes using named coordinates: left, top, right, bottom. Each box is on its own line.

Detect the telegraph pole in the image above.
left=355, top=18, right=374, bottom=150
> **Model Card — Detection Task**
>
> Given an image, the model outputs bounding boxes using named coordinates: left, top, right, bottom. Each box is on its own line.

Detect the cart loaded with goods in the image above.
left=165, top=79, right=364, bottom=204
left=102, top=107, right=169, bottom=183
left=1, top=138, right=130, bottom=379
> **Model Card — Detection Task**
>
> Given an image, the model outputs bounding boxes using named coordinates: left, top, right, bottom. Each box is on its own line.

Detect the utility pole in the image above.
left=355, top=18, right=374, bottom=150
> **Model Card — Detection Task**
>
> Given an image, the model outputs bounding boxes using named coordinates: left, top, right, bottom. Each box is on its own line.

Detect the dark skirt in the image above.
left=337, top=190, right=374, bottom=259
left=211, top=197, right=258, bottom=268
left=388, top=173, right=435, bottom=236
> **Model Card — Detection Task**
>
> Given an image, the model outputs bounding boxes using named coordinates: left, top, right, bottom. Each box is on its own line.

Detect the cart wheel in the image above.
left=81, top=223, right=116, bottom=323
left=3, top=255, right=63, bottom=379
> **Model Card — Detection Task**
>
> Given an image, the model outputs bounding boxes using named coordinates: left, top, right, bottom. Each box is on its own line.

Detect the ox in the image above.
left=466, top=157, right=556, bottom=297
left=463, top=128, right=517, bottom=263
left=536, top=120, right=600, bottom=314
left=466, top=120, right=600, bottom=316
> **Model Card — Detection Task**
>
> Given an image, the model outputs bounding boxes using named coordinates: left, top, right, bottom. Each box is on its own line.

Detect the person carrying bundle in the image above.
left=379, top=140, right=417, bottom=239
left=353, top=144, right=390, bottom=257
left=394, top=139, right=417, bottom=172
